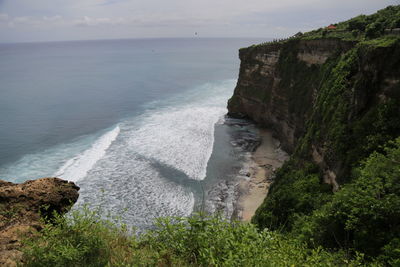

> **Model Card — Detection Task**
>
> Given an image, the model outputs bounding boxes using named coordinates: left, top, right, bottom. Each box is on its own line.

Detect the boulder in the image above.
left=0, top=178, right=79, bottom=266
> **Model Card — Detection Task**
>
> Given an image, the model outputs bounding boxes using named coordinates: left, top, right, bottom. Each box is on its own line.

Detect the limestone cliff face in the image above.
left=228, top=39, right=355, bottom=152
left=0, top=178, right=79, bottom=266
left=228, top=37, right=400, bottom=187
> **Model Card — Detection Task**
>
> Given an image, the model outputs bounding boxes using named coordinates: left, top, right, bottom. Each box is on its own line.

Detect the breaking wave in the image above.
left=54, top=125, right=120, bottom=182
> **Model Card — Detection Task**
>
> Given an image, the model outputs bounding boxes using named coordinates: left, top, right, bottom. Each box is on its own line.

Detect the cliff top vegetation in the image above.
left=251, top=5, right=400, bottom=47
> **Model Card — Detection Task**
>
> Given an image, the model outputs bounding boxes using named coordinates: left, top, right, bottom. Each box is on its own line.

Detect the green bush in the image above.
left=144, top=214, right=369, bottom=266
left=22, top=206, right=139, bottom=267
left=22, top=209, right=368, bottom=266
left=252, top=161, right=332, bottom=232
left=365, top=22, right=384, bottom=39
left=295, top=138, right=400, bottom=264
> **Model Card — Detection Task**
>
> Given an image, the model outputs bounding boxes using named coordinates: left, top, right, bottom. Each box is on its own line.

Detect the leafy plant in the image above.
left=298, top=138, right=400, bottom=264
left=22, top=210, right=366, bottom=266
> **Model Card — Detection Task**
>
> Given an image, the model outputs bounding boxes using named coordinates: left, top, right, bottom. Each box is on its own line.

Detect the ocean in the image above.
left=0, top=38, right=263, bottom=229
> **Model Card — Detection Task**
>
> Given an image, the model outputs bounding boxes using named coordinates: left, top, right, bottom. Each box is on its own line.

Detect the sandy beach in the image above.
left=237, top=129, right=289, bottom=222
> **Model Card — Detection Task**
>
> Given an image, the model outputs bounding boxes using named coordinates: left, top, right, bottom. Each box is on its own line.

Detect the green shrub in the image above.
left=297, top=138, right=400, bottom=263
left=347, top=15, right=368, bottom=31
left=365, top=22, right=384, bottom=39
left=144, top=214, right=367, bottom=266
left=22, top=209, right=367, bottom=266
left=22, top=206, right=138, bottom=267
left=252, top=161, right=333, bottom=232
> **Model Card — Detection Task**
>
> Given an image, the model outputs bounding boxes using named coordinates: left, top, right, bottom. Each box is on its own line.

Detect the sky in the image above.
left=0, top=0, right=399, bottom=43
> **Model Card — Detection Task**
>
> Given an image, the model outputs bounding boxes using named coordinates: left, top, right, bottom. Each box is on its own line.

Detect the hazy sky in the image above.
left=0, top=0, right=399, bottom=43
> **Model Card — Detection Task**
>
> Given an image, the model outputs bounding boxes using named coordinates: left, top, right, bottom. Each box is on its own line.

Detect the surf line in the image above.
left=54, top=125, right=120, bottom=182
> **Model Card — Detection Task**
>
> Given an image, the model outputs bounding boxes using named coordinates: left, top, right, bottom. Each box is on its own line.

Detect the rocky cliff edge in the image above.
left=0, top=178, right=79, bottom=266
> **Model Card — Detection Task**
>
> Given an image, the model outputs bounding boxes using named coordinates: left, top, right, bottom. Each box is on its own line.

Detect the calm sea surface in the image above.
left=0, top=38, right=264, bottom=228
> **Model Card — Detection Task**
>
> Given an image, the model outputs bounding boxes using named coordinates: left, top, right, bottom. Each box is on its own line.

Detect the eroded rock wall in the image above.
left=0, top=178, right=79, bottom=266
left=228, top=39, right=355, bottom=153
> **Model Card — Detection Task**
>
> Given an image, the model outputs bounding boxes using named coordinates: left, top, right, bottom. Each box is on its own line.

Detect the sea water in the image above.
left=0, top=38, right=264, bottom=229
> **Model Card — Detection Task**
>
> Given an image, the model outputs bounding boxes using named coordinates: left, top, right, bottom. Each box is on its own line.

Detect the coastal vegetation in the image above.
left=253, top=138, right=400, bottom=265
left=251, top=5, right=400, bottom=47
left=22, top=208, right=367, bottom=266
left=300, top=5, right=400, bottom=41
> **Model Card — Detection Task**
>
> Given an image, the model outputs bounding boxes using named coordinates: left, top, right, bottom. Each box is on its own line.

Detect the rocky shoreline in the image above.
left=203, top=117, right=263, bottom=220
left=204, top=117, right=289, bottom=222
left=235, top=129, right=289, bottom=222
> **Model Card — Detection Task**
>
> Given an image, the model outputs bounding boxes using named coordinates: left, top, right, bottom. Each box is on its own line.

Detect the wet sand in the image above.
left=237, top=129, right=288, bottom=222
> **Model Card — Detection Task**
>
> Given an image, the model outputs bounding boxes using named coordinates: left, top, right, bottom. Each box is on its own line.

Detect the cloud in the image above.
left=0, top=13, right=8, bottom=21
left=43, top=15, right=62, bottom=22
left=73, top=16, right=126, bottom=26
left=98, top=0, right=128, bottom=6
left=13, top=16, right=31, bottom=23
left=0, top=14, right=65, bottom=29
left=70, top=14, right=223, bottom=28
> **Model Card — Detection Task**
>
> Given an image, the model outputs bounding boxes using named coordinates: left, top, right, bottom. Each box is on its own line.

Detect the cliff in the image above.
left=228, top=37, right=400, bottom=189
left=0, top=178, right=79, bottom=266
left=228, top=39, right=355, bottom=153
left=227, top=5, right=400, bottom=262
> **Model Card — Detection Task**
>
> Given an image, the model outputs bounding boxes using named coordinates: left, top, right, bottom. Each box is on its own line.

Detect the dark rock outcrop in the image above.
left=0, top=178, right=79, bottom=266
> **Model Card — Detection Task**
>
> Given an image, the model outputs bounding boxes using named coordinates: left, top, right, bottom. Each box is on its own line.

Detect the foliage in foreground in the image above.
left=22, top=209, right=369, bottom=267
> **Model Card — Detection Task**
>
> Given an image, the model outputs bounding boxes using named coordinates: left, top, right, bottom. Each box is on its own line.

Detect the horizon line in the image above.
left=0, top=36, right=277, bottom=45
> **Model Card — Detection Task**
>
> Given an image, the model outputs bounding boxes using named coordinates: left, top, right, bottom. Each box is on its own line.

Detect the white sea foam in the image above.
left=127, top=106, right=226, bottom=180
left=126, top=81, right=234, bottom=180
left=77, top=152, right=195, bottom=227
left=0, top=134, right=97, bottom=183
left=54, top=125, right=120, bottom=182
left=74, top=80, right=234, bottom=225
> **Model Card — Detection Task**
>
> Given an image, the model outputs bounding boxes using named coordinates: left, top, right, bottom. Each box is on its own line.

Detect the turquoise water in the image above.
left=0, top=38, right=263, bottom=228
